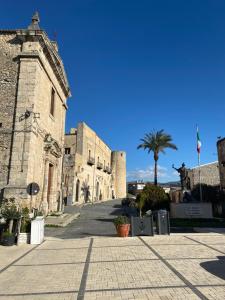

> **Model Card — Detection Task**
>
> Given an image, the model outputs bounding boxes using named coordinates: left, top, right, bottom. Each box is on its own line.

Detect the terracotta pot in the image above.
left=116, top=224, right=130, bottom=237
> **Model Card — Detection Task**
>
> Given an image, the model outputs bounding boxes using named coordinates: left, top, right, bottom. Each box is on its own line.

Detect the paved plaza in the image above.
left=1, top=201, right=225, bottom=299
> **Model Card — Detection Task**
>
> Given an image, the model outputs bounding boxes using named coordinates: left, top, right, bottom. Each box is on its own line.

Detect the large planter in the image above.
left=116, top=224, right=130, bottom=237
left=30, top=217, right=44, bottom=244
left=17, top=233, right=30, bottom=245
left=1, top=234, right=15, bottom=246
left=131, top=216, right=154, bottom=237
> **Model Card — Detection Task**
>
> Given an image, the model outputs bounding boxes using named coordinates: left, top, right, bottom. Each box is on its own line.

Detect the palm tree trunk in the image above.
left=154, top=159, right=157, bottom=185
left=9, top=219, right=13, bottom=233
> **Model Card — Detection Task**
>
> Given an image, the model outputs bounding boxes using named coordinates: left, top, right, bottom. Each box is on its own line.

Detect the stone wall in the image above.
left=63, top=123, right=127, bottom=204
left=111, top=151, right=127, bottom=198
left=217, top=138, right=225, bottom=189
left=0, top=32, right=21, bottom=189
left=187, top=162, right=220, bottom=189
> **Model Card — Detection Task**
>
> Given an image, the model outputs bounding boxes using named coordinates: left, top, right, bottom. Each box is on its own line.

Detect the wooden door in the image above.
left=47, top=163, right=54, bottom=205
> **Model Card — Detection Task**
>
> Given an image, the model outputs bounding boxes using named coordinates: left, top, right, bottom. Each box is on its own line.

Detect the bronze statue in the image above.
left=172, top=163, right=189, bottom=190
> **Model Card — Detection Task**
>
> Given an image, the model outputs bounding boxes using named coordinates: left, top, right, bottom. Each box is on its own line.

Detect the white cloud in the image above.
left=172, top=170, right=179, bottom=177
left=127, top=165, right=168, bottom=181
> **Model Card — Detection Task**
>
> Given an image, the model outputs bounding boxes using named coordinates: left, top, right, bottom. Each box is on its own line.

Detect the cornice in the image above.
left=16, top=29, right=71, bottom=98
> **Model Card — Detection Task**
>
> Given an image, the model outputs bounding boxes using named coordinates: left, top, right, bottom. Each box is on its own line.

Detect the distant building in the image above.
left=0, top=13, right=71, bottom=214
left=127, top=181, right=146, bottom=196
left=217, top=138, right=225, bottom=190
left=187, top=161, right=220, bottom=189
left=63, top=122, right=126, bottom=204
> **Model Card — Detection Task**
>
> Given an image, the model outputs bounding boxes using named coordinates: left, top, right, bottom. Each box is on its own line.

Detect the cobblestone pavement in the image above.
left=1, top=201, right=225, bottom=299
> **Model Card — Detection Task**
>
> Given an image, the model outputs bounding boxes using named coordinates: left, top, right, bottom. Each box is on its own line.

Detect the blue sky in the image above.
left=1, top=0, right=225, bottom=182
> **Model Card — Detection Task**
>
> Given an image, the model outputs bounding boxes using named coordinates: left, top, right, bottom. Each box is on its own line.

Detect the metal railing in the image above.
left=87, top=157, right=95, bottom=165
left=97, top=162, right=103, bottom=169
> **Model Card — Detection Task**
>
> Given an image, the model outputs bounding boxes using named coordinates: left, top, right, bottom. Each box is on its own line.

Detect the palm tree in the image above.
left=137, top=130, right=177, bottom=185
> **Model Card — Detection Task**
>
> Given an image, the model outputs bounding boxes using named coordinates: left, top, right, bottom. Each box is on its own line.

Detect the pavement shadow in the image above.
left=109, top=208, right=124, bottom=216
left=200, top=256, right=225, bottom=281
left=95, top=218, right=114, bottom=223
left=78, top=232, right=117, bottom=237
left=170, top=227, right=196, bottom=233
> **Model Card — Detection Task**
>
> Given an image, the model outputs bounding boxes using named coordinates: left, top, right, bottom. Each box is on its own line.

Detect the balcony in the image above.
left=107, top=167, right=112, bottom=174
left=97, top=162, right=103, bottom=170
left=87, top=157, right=95, bottom=166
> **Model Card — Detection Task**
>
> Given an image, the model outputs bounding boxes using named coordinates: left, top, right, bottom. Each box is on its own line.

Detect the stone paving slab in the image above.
left=149, top=244, right=222, bottom=259
left=86, top=260, right=185, bottom=290
left=169, top=258, right=225, bottom=286
left=84, top=287, right=200, bottom=300
left=0, top=293, right=76, bottom=300
left=0, top=244, right=35, bottom=271
left=92, top=236, right=142, bottom=247
left=90, top=245, right=158, bottom=262
left=186, top=235, right=225, bottom=245
left=141, top=235, right=200, bottom=245
left=198, top=286, right=225, bottom=300
left=0, top=264, right=84, bottom=294
left=1, top=234, right=225, bottom=299
left=14, top=248, right=88, bottom=265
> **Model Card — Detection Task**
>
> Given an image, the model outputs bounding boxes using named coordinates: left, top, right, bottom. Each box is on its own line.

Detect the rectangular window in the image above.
left=65, top=148, right=71, bottom=154
left=50, top=88, right=55, bottom=116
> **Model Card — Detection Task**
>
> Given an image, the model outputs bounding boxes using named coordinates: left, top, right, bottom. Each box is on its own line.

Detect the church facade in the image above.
left=0, top=13, right=71, bottom=214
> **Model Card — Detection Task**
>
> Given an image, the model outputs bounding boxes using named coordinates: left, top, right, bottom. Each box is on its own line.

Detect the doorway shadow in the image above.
left=200, top=256, right=225, bottom=281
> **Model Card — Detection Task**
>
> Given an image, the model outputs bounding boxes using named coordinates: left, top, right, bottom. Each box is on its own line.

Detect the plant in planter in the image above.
left=18, top=208, right=31, bottom=245
left=114, top=216, right=130, bottom=237
left=0, top=198, right=21, bottom=246
left=1, top=230, right=15, bottom=246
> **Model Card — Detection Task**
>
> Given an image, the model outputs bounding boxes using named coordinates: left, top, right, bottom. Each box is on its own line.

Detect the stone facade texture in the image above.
left=63, top=122, right=126, bottom=204
left=217, top=138, right=225, bottom=189
left=187, top=161, right=220, bottom=189
left=0, top=18, right=70, bottom=214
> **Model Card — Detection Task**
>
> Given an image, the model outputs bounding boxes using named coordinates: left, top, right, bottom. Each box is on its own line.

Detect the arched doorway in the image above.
left=75, top=179, right=80, bottom=202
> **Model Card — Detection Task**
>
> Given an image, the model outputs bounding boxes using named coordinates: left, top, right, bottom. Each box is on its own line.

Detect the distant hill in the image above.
left=159, top=181, right=180, bottom=187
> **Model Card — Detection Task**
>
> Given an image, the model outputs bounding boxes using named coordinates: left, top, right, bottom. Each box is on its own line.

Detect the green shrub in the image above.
left=136, top=184, right=169, bottom=213
left=20, top=220, right=31, bottom=233
left=113, top=216, right=130, bottom=226
left=1, top=204, right=21, bottom=220
left=192, top=184, right=223, bottom=203
left=20, top=207, right=31, bottom=233
left=2, top=230, right=14, bottom=237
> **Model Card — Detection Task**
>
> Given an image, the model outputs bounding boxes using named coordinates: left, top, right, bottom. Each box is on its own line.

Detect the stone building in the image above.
left=0, top=13, right=71, bottom=214
left=187, top=161, right=220, bottom=189
left=127, top=181, right=146, bottom=196
left=217, top=138, right=225, bottom=189
left=63, top=122, right=126, bottom=204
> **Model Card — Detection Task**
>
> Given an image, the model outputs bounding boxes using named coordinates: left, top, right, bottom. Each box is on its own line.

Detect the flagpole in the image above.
left=198, top=151, right=203, bottom=202
left=197, top=125, right=203, bottom=202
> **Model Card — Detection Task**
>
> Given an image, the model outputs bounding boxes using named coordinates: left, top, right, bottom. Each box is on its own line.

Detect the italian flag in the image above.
left=197, top=127, right=201, bottom=154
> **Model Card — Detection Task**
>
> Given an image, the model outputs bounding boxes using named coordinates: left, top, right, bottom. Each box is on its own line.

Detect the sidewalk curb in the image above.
left=45, top=212, right=80, bottom=227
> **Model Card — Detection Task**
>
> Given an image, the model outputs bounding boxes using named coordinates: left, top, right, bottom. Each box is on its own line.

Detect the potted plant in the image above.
left=0, top=198, right=21, bottom=246
left=114, top=216, right=130, bottom=237
left=1, top=230, right=15, bottom=246
left=17, top=208, right=31, bottom=245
